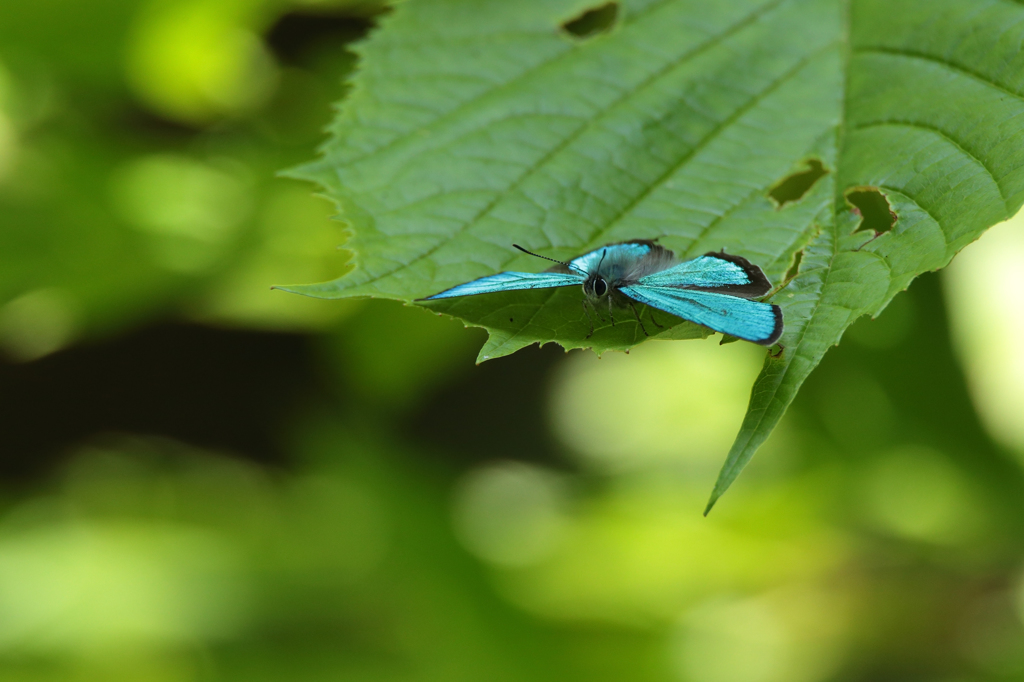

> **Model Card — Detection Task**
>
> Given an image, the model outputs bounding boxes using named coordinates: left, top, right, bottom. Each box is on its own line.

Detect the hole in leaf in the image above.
left=562, top=2, right=618, bottom=38
left=768, top=159, right=829, bottom=208
left=784, top=248, right=803, bottom=283
left=846, top=187, right=897, bottom=235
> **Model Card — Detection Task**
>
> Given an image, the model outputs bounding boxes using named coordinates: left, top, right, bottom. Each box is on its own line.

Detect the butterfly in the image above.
left=420, top=240, right=783, bottom=346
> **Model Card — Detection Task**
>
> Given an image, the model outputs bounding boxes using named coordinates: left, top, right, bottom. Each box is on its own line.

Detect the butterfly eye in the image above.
left=594, top=278, right=608, bottom=297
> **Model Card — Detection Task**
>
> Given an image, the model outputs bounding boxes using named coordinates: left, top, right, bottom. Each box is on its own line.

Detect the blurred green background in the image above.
left=2, top=1, right=1024, bottom=680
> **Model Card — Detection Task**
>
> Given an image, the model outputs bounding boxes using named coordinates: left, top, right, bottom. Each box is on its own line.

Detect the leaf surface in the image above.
left=285, top=0, right=1024, bottom=509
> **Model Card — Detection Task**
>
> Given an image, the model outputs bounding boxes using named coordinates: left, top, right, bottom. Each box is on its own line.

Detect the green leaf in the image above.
left=285, top=0, right=1024, bottom=509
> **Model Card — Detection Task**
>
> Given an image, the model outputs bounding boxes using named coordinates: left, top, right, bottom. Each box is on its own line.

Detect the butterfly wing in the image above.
left=620, top=285, right=783, bottom=345
left=419, top=271, right=583, bottom=300
left=569, top=240, right=657, bottom=274
left=638, top=252, right=771, bottom=297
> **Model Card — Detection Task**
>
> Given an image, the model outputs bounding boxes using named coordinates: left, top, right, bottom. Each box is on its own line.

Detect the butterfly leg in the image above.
left=607, top=297, right=616, bottom=326
left=582, top=299, right=595, bottom=339
left=646, top=306, right=664, bottom=329
left=627, top=300, right=649, bottom=337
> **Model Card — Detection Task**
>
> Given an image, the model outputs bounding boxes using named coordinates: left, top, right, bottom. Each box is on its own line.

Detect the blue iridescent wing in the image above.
left=638, top=252, right=771, bottom=297
left=420, top=271, right=583, bottom=300
left=569, top=241, right=654, bottom=274
left=620, top=285, right=783, bottom=345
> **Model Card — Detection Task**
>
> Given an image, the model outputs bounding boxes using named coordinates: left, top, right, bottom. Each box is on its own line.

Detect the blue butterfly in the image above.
left=420, top=240, right=783, bottom=346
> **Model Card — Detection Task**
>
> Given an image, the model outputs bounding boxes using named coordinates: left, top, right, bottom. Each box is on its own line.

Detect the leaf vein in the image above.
left=587, top=42, right=834, bottom=248
left=482, top=288, right=563, bottom=357
left=681, top=184, right=768, bottom=257
left=851, top=119, right=1009, bottom=212
left=338, top=0, right=774, bottom=168
left=855, top=46, right=1024, bottom=103
left=873, top=184, right=949, bottom=251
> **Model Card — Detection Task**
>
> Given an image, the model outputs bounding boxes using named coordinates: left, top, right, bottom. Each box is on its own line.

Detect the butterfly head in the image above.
left=582, top=248, right=612, bottom=301
left=583, top=274, right=610, bottom=300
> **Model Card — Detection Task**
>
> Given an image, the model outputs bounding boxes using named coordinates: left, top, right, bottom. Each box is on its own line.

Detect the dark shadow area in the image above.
left=266, top=10, right=379, bottom=65
left=406, top=343, right=571, bottom=470
left=109, top=104, right=208, bottom=139
left=769, top=159, right=829, bottom=208
left=0, top=319, right=572, bottom=480
left=0, top=325, right=328, bottom=479
left=562, top=2, right=619, bottom=38
left=847, top=187, right=897, bottom=235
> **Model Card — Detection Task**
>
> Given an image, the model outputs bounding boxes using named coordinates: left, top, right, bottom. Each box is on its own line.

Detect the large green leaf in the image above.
left=285, top=0, right=1024, bottom=509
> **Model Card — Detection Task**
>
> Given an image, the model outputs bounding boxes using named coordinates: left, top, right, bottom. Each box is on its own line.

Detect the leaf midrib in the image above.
left=708, top=0, right=853, bottom=511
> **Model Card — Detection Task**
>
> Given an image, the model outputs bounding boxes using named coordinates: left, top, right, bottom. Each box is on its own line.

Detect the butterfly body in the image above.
left=570, top=240, right=673, bottom=301
left=420, top=241, right=783, bottom=346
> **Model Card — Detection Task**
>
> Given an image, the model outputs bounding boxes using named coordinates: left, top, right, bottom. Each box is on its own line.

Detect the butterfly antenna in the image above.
left=513, top=244, right=586, bottom=275
left=597, top=248, right=608, bottom=271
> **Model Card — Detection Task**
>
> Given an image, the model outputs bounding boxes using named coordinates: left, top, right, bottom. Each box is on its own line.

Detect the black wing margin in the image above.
left=695, top=251, right=773, bottom=298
